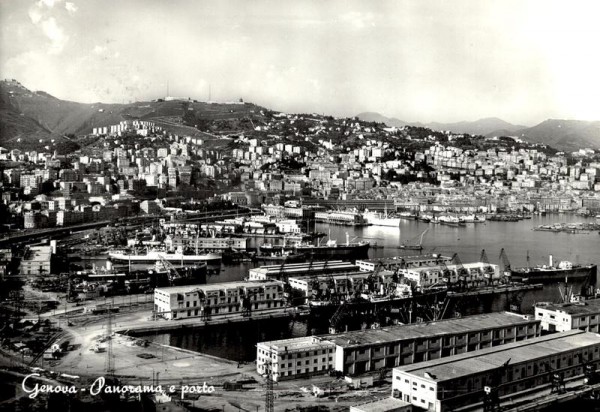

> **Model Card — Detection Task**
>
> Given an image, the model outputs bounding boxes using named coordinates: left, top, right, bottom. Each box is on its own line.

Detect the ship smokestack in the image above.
left=549, top=254, right=553, bottom=267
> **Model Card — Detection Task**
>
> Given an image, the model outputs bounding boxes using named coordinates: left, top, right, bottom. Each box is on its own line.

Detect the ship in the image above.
left=108, top=249, right=222, bottom=264
left=256, top=250, right=306, bottom=263
left=260, top=233, right=370, bottom=260
left=509, top=254, right=598, bottom=283
left=362, top=209, right=402, bottom=227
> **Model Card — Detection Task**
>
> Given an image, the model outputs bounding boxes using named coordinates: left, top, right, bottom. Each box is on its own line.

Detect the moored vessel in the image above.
left=509, top=254, right=597, bottom=283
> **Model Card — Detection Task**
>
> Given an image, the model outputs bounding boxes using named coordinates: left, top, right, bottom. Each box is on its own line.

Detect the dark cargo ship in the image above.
left=260, top=237, right=370, bottom=260
left=509, top=255, right=597, bottom=283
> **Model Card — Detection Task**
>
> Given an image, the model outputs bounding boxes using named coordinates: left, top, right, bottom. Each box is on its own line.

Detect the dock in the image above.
left=118, top=307, right=310, bottom=335
left=448, top=283, right=543, bottom=297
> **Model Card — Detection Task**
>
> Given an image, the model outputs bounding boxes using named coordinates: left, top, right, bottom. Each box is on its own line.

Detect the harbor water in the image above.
left=144, top=214, right=600, bottom=361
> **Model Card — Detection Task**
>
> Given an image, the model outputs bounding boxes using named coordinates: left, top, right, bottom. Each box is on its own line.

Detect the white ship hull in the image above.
left=363, top=213, right=401, bottom=227
left=109, top=250, right=222, bottom=263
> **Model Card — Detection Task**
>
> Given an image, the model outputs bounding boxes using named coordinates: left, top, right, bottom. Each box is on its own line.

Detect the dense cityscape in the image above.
left=0, top=76, right=599, bottom=412
left=2, top=1, right=600, bottom=411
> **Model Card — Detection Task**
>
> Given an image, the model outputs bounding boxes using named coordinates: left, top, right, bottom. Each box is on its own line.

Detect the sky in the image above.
left=1, top=0, right=599, bottom=126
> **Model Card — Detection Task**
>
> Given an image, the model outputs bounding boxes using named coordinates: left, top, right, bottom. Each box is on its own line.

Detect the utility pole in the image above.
left=264, top=360, right=274, bottom=412
left=105, top=306, right=115, bottom=376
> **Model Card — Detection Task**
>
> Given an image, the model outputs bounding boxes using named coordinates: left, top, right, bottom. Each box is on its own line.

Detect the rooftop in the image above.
left=258, top=336, right=335, bottom=352
left=358, top=255, right=452, bottom=265
left=250, top=261, right=358, bottom=275
left=326, top=312, right=536, bottom=348
left=395, top=330, right=599, bottom=383
left=155, top=280, right=283, bottom=294
left=350, top=397, right=412, bottom=412
left=23, top=245, right=52, bottom=262
left=536, top=298, right=600, bottom=315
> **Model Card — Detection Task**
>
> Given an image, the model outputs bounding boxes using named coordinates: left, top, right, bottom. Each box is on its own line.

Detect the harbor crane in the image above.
left=578, top=353, right=600, bottom=385
left=157, top=255, right=183, bottom=284
left=544, top=361, right=566, bottom=394
left=436, top=256, right=454, bottom=287
left=451, top=253, right=470, bottom=290
left=483, top=358, right=511, bottom=412
left=499, top=248, right=512, bottom=277
left=329, top=300, right=349, bottom=334
left=480, top=249, right=496, bottom=284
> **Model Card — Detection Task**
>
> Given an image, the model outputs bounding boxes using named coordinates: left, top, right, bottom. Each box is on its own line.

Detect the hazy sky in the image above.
left=1, top=0, right=599, bottom=125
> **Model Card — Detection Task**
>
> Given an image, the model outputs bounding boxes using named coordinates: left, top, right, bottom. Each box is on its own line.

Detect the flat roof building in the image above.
left=398, top=262, right=500, bottom=288
left=392, top=330, right=600, bottom=412
left=535, top=297, right=600, bottom=333
left=356, top=255, right=453, bottom=272
left=20, top=245, right=52, bottom=276
left=257, top=336, right=336, bottom=381
left=350, top=397, right=413, bottom=412
left=329, top=311, right=539, bottom=375
left=288, top=270, right=411, bottom=305
left=248, top=261, right=359, bottom=281
left=154, top=280, right=285, bottom=320
left=256, top=312, right=540, bottom=381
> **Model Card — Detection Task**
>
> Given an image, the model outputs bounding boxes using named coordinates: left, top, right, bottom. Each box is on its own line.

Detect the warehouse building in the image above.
left=256, top=312, right=540, bottom=381
left=535, top=298, right=600, bottom=333
left=288, top=270, right=412, bottom=305
left=391, top=330, right=600, bottom=412
left=248, top=261, right=359, bottom=281
left=20, top=245, right=52, bottom=276
left=154, top=280, right=285, bottom=320
left=356, top=255, right=453, bottom=272
left=328, top=311, right=539, bottom=375
left=398, top=262, right=501, bottom=288
left=350, top=397, right=413, bottom=412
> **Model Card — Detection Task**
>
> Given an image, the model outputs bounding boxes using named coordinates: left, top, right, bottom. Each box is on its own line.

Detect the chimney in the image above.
left=549, top=254, right=553, bottom=267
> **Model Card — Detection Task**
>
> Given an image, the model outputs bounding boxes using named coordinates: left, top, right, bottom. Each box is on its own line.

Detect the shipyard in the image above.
left=2, top=1, right=600, bottom=411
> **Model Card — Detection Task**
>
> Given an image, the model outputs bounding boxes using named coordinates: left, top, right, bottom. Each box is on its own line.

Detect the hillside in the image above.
left=0, top=80, right=268, bottom=151
left=355, top=112, right=408, bottom=127
left=357, top=112, right=525, bottom=136
left=514, top=119, right=600, bottom=151
left=420, top=117, right=526, bottom=137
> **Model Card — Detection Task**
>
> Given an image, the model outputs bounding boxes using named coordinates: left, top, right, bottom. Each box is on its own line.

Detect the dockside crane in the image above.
left=499, top=248, right=512, bottom=278
left=451, top=253, right=470, bottom=291
left=579, top=353, right=600, bottom=385
left=480, top=249, right=496, bottom=285
left=436, top=256, right=454, bottom=287
left=157, top=255, right=183, bottom=285
left=329, top=300, right=349, bottom=334
left=483, top=358, right=511, bottom=412
left=544, top=361, right=566, bottom=394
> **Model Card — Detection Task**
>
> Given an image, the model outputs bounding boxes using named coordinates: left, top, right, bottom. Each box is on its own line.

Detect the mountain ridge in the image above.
left=357, top=111, right=600, bottom=151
